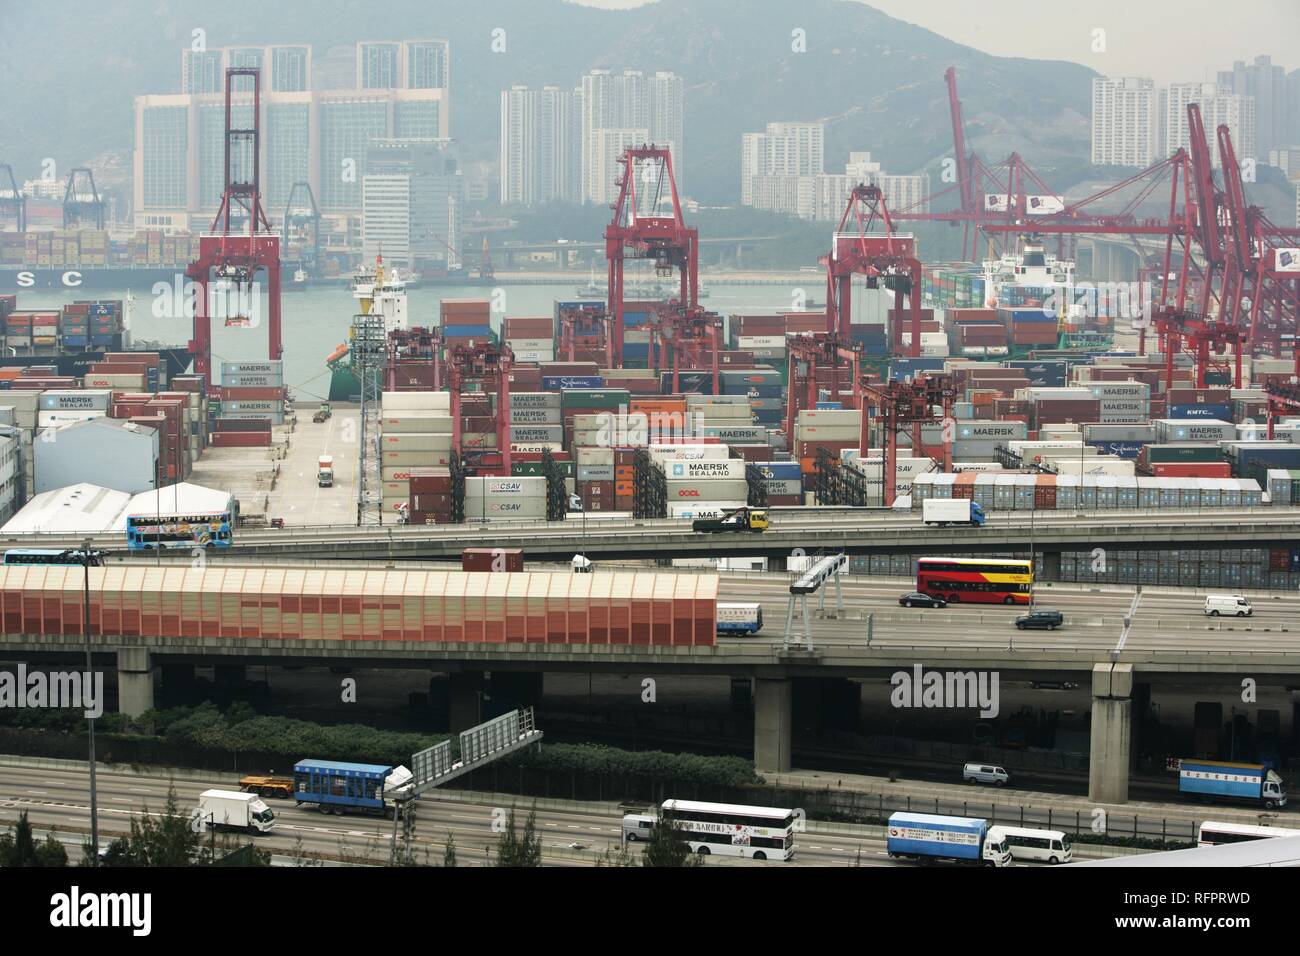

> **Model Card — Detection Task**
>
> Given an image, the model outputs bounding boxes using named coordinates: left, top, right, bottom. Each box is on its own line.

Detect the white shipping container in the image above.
left=380, top=432, right=453, bottom=452
left=381, top=449, right=451, bottom=466
left=465, top=477, right=547, bottom=498
left=648, top=444, right=731, bottom=462
left=576, top=446, right=615, bottom=466
left=85, top=374, right=146, bottom=390
left=695, top=405, right=752, bottom=421
left=36, top=410, right=105, bottom=428
left=797, top=409, right=862, bottom=427
left=666, top=478, right=749, bottom=500
left=381, top=391, right=452, bottom=412
left=509, top=391, right=561, bottom=409
left=669, top=502, right=748, bottom=519
left=1042, top=456, right=1134, bottom=477
left=38, top=389, right=112, bottom=411
left=380, top=413, right=453, bottom=434
left=737, top=335, right=787, bottom=349
left=664, top=459, right=747, bottom=480
left=511, top=350, right=554, bottom=364
left=505, top=338, right=554, bottom=351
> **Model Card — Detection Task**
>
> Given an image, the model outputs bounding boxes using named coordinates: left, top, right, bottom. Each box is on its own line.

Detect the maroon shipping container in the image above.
left=1033, top=399, right=1101, bottom=424
left=105, top=352, right=159, bottom=368
left=540, top=361, right=601, bottom=376
left=220, top=386, right=285, bottom=402
left=210, top=431, right=271, bottom=447
left=1166, top=388, right=1230, bottom=405
left=215, top=417, right=272, bottom=432
left=462, top=548, right=525, bottom=573
left=10, top=378, right=77, bottom=389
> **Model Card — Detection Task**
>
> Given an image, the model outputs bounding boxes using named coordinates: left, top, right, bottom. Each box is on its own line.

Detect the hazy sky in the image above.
left=574, top=0, right=1298, bottom=86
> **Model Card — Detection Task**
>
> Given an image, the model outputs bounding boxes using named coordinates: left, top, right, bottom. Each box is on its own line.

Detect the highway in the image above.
left=6, top=506, right=1300, bottom=561
left=0, top=761, right=1150, bottom=866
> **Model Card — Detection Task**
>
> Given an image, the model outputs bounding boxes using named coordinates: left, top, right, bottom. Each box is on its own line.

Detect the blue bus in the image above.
left=3, top=548, right=104, bottom=566
left=125, top=512, right=233, bottom=550
left=292, top=759, right=409, bottom=818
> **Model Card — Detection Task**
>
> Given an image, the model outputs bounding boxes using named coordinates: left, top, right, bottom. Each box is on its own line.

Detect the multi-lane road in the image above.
left=0, top=761, right=1136, bottom=867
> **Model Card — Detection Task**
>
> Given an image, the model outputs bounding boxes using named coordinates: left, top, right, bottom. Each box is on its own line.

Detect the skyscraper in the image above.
left=500, top=85, right=582, bottom=205
left=1091, top=77, right=1160, bottom=168
left=364, top=139, right=462, bottom=270
left=1217, top=56, right=1288, bottom=157
left=740, top=122, right=825, bottom=204
left=1164, top=83, right=1257, bottom=164
left=580, top=70, right=684, bottom=204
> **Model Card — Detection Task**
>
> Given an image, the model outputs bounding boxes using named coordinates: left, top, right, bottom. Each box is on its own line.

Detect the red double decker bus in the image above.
left=916, top=557, right=1032, bottom=605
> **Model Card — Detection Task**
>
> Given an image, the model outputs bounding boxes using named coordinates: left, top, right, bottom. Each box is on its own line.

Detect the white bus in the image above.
left=660, top=799, right=797, bottom=861
left=988, top=825, right=1072, bottom=864
left=717, top=603, right=763, bottom=635
left=1197, top=821, right=1300, bottom=847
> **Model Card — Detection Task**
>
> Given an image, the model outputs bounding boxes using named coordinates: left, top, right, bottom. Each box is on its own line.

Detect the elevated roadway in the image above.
left=6, top=507, right=1300, bottom=562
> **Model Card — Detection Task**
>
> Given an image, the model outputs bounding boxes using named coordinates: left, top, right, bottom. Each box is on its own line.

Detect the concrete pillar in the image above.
left=1088, top=663, right=1132, bottom=804
left=449, top=671, right=486, bottom=733
left=754, top=678, right=792, bottom=773
left=117, top=648, right=155, bottom=718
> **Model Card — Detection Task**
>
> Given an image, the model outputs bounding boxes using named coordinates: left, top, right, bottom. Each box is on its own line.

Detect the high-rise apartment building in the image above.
left=136, top=42, right=450, bottom=226
left=580, top=70, right=683, bottom=204
left=743, top=148, right=928, bottom=221
left=1164, top=83, right=1257, bottom=163
left=363, top=139, right=462, bottom=270
left=1091, top=77, right=1160, bottom=168
left=740, top=122, right=825, bottom=204
left=1218, top=56, right=1288, bottom=157
left=500, top=85, right=582, bottom=205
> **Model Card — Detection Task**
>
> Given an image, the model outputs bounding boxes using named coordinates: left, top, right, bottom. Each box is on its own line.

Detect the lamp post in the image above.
left=78, top=541, right=103, bottom=865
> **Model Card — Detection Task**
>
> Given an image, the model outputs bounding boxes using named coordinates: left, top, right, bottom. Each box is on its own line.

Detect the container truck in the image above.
left=922, top=499, right=986, bottom=527
left=1178, top=759, right=1287, bottom=809
left=886, top=812, right=1011, bottom=866
left=238, top=774, right=294, bottom=799
left=292, top=759, right=414, bottom=818
left=691, top=506, right=769, bottom=533
left=195, top=789, right=276, bottom=834
left=317, top=455, right=334, bottom=488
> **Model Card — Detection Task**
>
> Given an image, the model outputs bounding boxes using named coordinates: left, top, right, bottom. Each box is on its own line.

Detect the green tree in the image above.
left=494, top=807, right=521, bottom=866
left=641, top=812, right=704, bottom=868
left=517, top=807, right=542, bottom=867
left=117, top=784, right=207, bottom=867
left=0, top=812, right=67, bottom=867
left=443, top=833, right=457, bottom=868
left=596, top=842, right=636, bottom=867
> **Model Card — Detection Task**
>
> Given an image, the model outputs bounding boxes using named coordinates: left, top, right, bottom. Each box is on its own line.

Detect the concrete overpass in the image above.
left=7, top=508, right=1300, bottom=563
left=5, top=567, right=1299, bottom=807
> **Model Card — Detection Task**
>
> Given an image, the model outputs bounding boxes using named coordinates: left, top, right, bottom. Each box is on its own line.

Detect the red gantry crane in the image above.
left=447, top=342, right=513, bottom=477
left=645, top=302, right=722, bottom=395
left=825, top=183, right=924, bottom=357
left=185, top=67, right=282, bottom=386
left=860, top=374, right=957, bottom=507
left=605, top=145, right=698, bottom=367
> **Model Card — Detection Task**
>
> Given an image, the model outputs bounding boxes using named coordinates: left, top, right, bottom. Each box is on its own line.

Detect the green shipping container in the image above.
left=559, top=389, right=631, bottom=409
left=1144, top=444, right=1226, bottom=463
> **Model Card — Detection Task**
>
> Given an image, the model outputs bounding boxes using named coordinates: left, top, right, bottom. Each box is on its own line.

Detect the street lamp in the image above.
left=77, top=541, right=104, bottom=866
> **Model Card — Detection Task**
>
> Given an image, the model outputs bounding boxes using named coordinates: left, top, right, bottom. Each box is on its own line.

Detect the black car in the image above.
left=899, top=591, right=947, bottom=609
left=1015, top=608, right=1064, bottom=630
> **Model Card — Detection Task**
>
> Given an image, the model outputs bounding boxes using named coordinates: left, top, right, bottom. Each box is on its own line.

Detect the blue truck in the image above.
left=1178, top=759, right=1287, bottom=809
left=292, top=759, right=414, bottom=818
left=886, top=812, right=1011, bottom=866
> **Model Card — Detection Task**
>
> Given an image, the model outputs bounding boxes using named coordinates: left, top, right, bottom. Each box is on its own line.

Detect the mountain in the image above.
left=0, top=0, right=1096, bottom=204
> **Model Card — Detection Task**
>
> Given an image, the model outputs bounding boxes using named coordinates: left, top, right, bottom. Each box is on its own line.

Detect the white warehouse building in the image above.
left=33, top=418, right=160, bottom=495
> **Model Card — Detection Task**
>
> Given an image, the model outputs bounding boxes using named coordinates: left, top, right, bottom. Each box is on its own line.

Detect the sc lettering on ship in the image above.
left=15, top=270, right=83, bottom=288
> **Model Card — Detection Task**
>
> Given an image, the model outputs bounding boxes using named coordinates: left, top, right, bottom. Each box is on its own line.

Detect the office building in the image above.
left=1218, top=56, right=1288, bottom=156
left=363, top=139, right=462, bottom=271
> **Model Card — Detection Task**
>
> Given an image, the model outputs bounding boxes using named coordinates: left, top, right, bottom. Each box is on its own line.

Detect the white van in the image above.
left=962, top=763, right=1009, bottom=786
left=1204, top=594, right=1252, bottom=617
left=621, top=814, right=656, bottom=843
left=989, top=825, right=1073, bottom=865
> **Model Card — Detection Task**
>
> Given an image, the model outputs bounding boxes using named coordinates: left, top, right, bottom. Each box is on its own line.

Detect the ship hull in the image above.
left=0, top=267, right=198, bottom=291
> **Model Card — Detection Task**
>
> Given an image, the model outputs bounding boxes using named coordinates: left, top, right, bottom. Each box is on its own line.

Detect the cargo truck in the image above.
left=195, top=790, right=276, bottom=834
left=922, top=499, right=986, bottom=527
left=292, top=759, right=414, bottom=818
left=886, top=812, right=1011, bottom=866
left=691, top=506, right=769, bottom=534
left=318, top=455, right=334, bottom=487
left=1178, top=759, right=1287, bottom=809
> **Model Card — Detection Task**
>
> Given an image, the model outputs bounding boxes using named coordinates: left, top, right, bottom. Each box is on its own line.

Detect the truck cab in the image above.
left=318, top=455, right=335, bottom=488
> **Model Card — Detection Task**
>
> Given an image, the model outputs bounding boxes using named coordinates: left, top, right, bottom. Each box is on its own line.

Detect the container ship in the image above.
left=0, top=293, right=191, bottom=380
left=326, top=256, right=413, bottom=402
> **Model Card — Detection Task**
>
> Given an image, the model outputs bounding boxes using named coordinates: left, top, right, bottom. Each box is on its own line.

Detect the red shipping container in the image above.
left=1151, top=462, right=1232, bottom=478
left=210, top=431, right=271, bottom=447
left=462, top=548, right=524, bottom=573
left=220, top=386, right=285, bottom=402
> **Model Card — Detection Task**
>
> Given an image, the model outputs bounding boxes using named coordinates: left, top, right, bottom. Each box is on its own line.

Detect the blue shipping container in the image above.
left=442, top=324, right=494, bottom=338
left=754, top=462, right=802, bottom=480
left=1178, top=761, right=1267, bottom=801
left=1168, top=403, right=1233, bottom=420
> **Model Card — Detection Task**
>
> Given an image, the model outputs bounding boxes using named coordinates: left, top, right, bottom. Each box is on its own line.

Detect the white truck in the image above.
left=195, top=789, right=276, bottom=835
left=922, top=499, right=986, bottom=527
left=318, top=455, right=335, bottom=488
